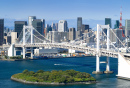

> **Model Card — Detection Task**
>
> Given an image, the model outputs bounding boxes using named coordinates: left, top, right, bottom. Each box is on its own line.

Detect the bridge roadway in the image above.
left=13, top=43, right=119, bottom=58
left=3, top=43, right=130, bottom=58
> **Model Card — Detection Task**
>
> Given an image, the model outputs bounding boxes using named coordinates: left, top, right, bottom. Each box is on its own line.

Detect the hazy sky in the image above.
left=0, top=0, right=129, bottom=29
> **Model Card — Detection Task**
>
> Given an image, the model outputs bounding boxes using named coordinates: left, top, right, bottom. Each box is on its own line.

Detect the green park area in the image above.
left=11, top=69, right=96, bottom=84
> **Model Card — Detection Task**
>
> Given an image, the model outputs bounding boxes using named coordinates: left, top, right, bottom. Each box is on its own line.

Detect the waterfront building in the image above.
left=77, top=17, right=82, bottom=31
left=11, top=32, right=17, bottom=44
left=69, top=28, right=76, bottom=40
left=125, top=19, right=130, bottom=37
left=58, top=20, right=68, bottom=32
left=114, top=20, right=119, bottom=29
left=105, top=18, right=111, bottom=28
left=28, top=16, right=36, bottom=26
left=14, top=21, right=27, bottom=38
left=0, top=19, right=4, bottom=45
left=34, top=48, right=58, bottom=56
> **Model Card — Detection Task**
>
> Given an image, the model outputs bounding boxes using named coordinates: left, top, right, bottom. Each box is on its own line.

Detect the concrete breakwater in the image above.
left=11, top=77, right=96, bottom=85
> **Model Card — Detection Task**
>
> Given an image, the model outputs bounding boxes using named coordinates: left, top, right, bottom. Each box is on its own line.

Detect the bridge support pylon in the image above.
left=23, top=47, right=25, bottom=59
left=104, top=57, right=113, bottom=74
left=92, top=55, right=103, bottom=74
left=31, top=47, right=33, bottom=59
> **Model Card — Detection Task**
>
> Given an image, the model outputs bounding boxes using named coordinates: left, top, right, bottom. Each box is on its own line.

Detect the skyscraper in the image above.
left=55, top=23, right=58, bottom=31
left=114, top=20, right=119, bottom=29
left=51, top=22, right=56, bottom=31
left=14, top=21, right=27, bottom=38
left=58, top=20, right=68, bottom=32
left=0, top=19, right=4, bottom=45
left=32, top=19, right=44, bottom=35
left=105, top=18, right=111, bottom=28
left=82, top=24, right=89, bottom=32
left=125, top=19, right=130, bottom=37
left=69, top=28, right=76, bottom=40
left=42, top=19, right=45, bottom=35
left=77, top=17, right=82, bottom=31
left=28, top=16, right=36, bottom=26
left=110, top=28, right=122, bottom=47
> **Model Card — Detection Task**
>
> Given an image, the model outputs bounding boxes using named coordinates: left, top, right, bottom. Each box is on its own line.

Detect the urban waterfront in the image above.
left=0, top=56, right=130, bottom=88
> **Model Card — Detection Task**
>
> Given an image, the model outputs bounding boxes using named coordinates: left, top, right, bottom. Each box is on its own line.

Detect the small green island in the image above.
left=11, top=69, right=96, bottom=85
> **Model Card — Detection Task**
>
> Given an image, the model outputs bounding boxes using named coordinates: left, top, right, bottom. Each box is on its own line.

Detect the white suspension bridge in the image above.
left=5, top=24, right=130, bottom=78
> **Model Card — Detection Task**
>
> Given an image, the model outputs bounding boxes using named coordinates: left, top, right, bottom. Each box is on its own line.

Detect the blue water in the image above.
left=0, top=56, right=130, bottom=88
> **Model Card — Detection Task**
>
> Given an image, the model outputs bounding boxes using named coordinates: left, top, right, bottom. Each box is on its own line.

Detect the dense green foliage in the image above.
left=10, top=55, right=23, bottom=59
left=12, top=69, right=96, bottom=83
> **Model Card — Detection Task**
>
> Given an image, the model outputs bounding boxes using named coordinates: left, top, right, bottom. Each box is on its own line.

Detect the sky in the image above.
left=0, top=0, right=129, bottom=29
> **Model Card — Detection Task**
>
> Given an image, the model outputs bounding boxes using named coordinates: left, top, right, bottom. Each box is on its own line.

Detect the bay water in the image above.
left=0, top=56, right=130, bottom=88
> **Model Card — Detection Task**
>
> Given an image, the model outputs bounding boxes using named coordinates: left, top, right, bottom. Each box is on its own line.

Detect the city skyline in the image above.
left=0, top=0, right=129, bottom=29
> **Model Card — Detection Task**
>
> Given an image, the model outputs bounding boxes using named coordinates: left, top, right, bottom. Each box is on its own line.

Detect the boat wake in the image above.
left=54, top=64, right=80, bottom=66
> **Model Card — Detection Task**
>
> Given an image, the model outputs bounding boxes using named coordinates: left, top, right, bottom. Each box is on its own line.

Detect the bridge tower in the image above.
left=92, top=24, right=113, bottom=74
left=23, top=25, right=26, bottom=59
left=31, top=25, right=33, bottom=59
left=22, top=25, right=34, bottom=59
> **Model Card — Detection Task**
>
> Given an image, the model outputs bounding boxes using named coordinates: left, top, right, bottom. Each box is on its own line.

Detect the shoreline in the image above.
left=11, top=77, right=96, bottom=85
left=0, top=55, right=96, bottom=61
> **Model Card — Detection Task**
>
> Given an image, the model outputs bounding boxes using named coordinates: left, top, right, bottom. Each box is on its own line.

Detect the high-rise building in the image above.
left=14, top=21, right=27, bottom=38
left=82, top=24, right=89, bottom=32
left=77, top=17, right=82, bottom=31
left=110, top=28, right=122, bottom=47
left=58, top=20, right=68, bottom=32
left=69, top=28, right=76, bottom=40
left=76, top=31, right=82, bottom=39
left=0, top=19, right=4, bottom=45
left=125, top=19, right=130, bottom=37
left=114, top=20, right=119, bottom=29
left=47, top=31, right=60, bottom=43
left=47, top=31, right=68, bottom=43
left=32, top=19, right=44, bottom=35
left=51, top=22, right=56, bottom=31
left=42, top=19, right=45, bottom=35
left=105, top=18, right=111, bottom=28
left=7, top=36, right=11, bottom=44
left=47, top=26, right=52, bottom=33
left=11, top=32, right=17, bottom=44
left=28, top=16, right=36, bottom=26
left=4, top=36, right=7, bottom=44
left=83, top=31, right=95, bottom=43
left=59, top=32, right=68, bottom=42
left=55, top=23, right=58, bottom=31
